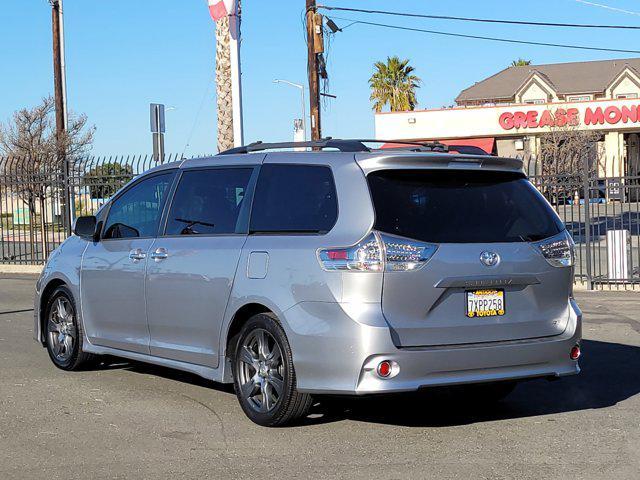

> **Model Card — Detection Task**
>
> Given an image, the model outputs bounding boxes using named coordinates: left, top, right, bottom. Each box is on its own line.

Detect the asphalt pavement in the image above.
left=1, top=275, right=639, bottom=480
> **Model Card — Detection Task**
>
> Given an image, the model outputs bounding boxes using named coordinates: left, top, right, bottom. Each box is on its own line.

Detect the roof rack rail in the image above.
left=376, top=141, right=450, bottom=152
left=217, top=138, right=371, bottom=155
left=217, top=138, right=454, bottom=155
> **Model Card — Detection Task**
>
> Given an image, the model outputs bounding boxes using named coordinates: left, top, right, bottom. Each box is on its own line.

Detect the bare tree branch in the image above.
left=0, top=96, right=95, bottom=214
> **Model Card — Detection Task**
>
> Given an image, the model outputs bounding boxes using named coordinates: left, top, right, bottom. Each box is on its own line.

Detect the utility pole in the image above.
left=51, top=0, right=71, bottom=234
left=306, top=0, right=322, bottom=141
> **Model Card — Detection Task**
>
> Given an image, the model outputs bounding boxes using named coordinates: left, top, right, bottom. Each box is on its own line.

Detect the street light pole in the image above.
left=273, top=79, right=306, bottom=141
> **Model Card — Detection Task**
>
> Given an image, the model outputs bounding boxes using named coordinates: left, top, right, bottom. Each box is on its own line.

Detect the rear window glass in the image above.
left=368, top=169, right=564, bottom=243
left=250, top=164, right=338, bottom=234
left=165, top=168, right=253, bottom=235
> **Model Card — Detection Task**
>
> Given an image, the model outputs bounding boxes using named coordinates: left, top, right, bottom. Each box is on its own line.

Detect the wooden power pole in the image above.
left=51, top=0, right=71, bottom=234
left=306, top=0, right=322, bottom=141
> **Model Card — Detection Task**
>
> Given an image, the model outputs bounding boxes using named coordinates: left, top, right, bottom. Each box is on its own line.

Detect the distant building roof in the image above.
left=455, top=57, right=640, bottom=103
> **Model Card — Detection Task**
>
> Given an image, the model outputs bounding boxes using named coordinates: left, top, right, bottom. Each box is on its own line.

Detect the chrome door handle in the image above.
left=150, top=248, right=168, bottom=261
left=129, top=249, right=146, bottom=261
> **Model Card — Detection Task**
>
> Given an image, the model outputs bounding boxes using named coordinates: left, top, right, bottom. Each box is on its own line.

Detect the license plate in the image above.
left=466, top=289, right=505, bottom=318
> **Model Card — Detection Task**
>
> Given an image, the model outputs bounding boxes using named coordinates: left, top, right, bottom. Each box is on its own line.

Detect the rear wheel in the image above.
left=45, top=286, right=96, bottom=371
left=233, top=313, right=312, bottom=427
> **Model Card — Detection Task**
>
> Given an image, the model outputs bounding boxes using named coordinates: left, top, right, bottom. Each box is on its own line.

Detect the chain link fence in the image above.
left=1, top=152, right=639, bottom=288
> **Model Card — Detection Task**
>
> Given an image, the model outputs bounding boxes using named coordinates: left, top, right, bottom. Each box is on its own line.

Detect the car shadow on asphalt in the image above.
left=95, top=356, right=235, bottom=395
left=303, top=339, right=640, bottom=427
left=94, top=338, right=639, bottom=427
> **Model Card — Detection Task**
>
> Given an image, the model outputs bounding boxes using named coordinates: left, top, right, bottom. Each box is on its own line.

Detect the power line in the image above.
left=327, top=15, right=640, bottom=55
left=573, top=0, right=640, bottom=17
left=318, top=5, right=640, bottom=29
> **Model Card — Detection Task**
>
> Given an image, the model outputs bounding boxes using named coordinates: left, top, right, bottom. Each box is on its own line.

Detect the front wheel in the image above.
left=44, top=286, right=96, bottom=370
left=233, top=313, right=312, bottom=427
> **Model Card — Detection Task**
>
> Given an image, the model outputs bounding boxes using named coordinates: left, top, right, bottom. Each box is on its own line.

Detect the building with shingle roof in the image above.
left=456, top=58, right=640, bottom=106
left=375, top=58, right=640, bottom=179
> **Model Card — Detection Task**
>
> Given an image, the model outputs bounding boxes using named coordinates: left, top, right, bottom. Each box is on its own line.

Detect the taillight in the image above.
left=318, top=231, right=438, bottom=272
left=381, top=233, right=438, bottom=271
left=534, top=231, right=575, bottom=268
left=317, top=233, right=383, bottom=271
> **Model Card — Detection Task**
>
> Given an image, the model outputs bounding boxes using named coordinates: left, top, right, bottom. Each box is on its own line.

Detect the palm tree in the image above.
left=215, top=5, right=238, bottom=152
left=369, top=56, right=421, bottom=113
left=511, top=58, right=532, bottom=67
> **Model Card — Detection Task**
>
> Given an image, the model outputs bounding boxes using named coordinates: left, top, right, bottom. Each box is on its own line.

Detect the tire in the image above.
left=232, top=313, right=312, bottom=427
left=44, top=286, right=97, bottom=371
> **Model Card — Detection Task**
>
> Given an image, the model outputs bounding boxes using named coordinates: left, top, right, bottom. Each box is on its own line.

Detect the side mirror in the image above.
left=73, top=216, right=97, bottom=240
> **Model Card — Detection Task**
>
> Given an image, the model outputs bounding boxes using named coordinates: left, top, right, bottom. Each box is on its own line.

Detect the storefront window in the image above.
left=567, top=95, right=591, bottom=102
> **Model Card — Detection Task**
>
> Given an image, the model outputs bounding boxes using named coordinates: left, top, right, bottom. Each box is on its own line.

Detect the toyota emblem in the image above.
left=480, top=251, right=500, bottom=267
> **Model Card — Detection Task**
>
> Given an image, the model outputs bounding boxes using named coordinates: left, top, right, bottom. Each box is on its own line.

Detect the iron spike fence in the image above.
left=0, top=153, right=638, bottom=289
left=526, top=153, right=640, bottom=290
left=0, top=154, right=196, bottom=265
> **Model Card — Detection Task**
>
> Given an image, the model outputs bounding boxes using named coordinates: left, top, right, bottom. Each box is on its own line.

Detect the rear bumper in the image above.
left=283, top=298, right=581, bottom=395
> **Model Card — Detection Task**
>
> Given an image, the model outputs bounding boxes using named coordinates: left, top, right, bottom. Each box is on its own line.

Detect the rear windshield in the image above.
left=368, top=169, right=564, bottom=243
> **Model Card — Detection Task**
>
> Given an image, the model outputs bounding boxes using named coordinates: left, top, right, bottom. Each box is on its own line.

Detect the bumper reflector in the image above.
left=377, top=360, right=392, bottom=378
left=570, top=345, right=581, bottom=360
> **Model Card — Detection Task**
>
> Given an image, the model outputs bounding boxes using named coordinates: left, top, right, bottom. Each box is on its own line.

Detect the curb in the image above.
left=0, top=265, right=43, bottom=274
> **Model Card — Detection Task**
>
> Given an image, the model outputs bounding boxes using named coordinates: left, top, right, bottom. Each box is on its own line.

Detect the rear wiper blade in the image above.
left=518, top=234, right=546, bottom=242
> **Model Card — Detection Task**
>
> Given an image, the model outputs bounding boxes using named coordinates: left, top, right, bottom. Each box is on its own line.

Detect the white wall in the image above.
left=610, top=75, right=640, bottom=98
left=374, top=97, right=640, bottom=141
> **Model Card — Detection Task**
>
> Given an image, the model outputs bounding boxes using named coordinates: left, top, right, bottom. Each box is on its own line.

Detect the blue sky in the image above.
left=1, top=0, right=640, bottom=155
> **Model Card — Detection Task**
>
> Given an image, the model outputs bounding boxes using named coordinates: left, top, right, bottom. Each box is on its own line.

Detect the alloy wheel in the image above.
left=237, top=328, right=285, bottom=413
left=47, top=297, right=76, bottom=363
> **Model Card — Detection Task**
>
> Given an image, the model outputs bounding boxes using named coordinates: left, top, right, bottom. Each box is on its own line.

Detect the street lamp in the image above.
left=273, top=79, right=307, bottom=142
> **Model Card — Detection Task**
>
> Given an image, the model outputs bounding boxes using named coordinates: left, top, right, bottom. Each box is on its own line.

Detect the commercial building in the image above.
left=375, top=58, right=640, bottom=177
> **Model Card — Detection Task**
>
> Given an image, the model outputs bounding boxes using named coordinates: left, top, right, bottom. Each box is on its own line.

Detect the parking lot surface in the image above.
left=1, top=275, right=639, bottom=480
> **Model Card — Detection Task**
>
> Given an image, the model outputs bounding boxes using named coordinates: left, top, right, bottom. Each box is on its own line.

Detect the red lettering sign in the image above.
left=499, top=104, right=640, bottom=130
left=621, top=105, right=638, bottom=123
left=513, top=111, right=527, bottom=128
left=555, top=108, right=567, bottom=127
left=605, top=106, right=622, bottom=124
left=499, top=112, right=514, bottom=130
left=584, top=107, right=604, bottom=125
left=538, top=110, right=554, bottom=127
left=526, top=111, right=539, bottom=128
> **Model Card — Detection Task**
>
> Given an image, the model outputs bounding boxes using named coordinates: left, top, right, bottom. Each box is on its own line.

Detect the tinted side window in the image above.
left=165, top=168, right=254, bottom=235
left=368, top=169, right=564, bottom=243
left=250, top=164, right=338, bottom=234
left=103, top=173, right=174, bottom=239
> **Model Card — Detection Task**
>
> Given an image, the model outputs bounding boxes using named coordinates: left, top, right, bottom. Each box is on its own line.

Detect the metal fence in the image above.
left=525, top=154, right=640, bottom=289
left=0, top=154, right=186, bottom=265
left=1, top=153, right=639, bottom=289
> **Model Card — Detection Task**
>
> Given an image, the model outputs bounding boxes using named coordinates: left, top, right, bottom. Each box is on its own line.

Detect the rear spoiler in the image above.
left=355, top=153, right=524, bottom=176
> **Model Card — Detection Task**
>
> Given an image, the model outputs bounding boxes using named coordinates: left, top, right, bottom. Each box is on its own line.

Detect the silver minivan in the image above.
left=34, top=140, right=582, bottom=426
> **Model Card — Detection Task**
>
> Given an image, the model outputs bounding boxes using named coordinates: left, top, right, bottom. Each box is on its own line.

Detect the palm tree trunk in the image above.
left=215, top=10, right=235, bottom=152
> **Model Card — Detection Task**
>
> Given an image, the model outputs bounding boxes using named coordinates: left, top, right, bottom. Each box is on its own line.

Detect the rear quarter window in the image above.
left=368, top=169, right=564, bottom=243
left=250, top=164, right=338, bottom=234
